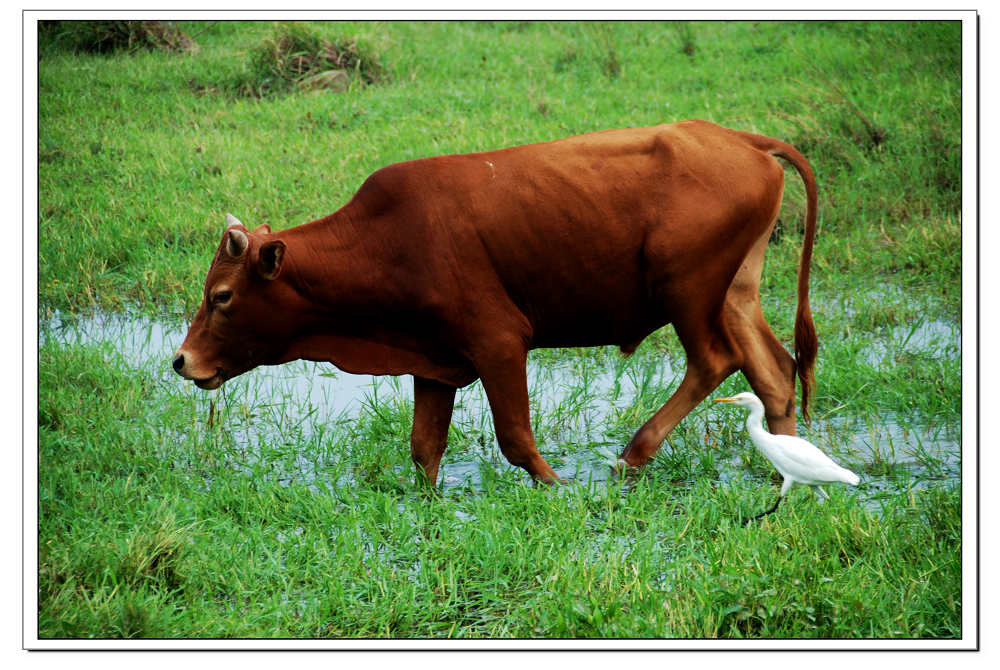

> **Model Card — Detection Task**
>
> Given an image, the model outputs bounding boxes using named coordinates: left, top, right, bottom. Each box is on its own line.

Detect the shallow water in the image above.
left=41, top=309, right=961, bottom=495
left=41, top=309, right=672, bottom=425
left=864, top=318, right=961, bottom=367
left=801, top=287, right=961, bottom=367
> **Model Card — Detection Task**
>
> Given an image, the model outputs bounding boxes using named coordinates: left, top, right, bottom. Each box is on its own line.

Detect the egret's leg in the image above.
left=742, top=478, right=793, bottom=525
left=743, top=496, right=783, bottom=525
left=814, top=485, right=829, bottom=502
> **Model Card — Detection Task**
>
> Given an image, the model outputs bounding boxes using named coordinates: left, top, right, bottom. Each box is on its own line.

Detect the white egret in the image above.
left=714, top=392, right=860, bottom=523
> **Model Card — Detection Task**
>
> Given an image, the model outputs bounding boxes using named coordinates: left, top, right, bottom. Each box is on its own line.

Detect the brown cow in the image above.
left=173, top=120, right=818, bottom=486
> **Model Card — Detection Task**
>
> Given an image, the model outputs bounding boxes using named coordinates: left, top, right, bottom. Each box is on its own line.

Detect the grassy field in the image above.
left=36, top=20, right=963, bottom=641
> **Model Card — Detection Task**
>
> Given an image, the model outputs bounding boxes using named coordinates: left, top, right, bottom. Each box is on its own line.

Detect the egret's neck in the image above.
left=743, top=402, right=769, bottom=441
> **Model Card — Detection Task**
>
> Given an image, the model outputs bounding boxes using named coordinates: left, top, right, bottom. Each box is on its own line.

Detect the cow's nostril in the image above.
left=172, top=354, right=185, bottom=373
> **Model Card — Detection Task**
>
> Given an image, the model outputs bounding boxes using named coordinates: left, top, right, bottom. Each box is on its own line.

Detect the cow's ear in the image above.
left=226, top=228, right=249, bottom=258
left=256, top=240, right=285, bottom=280
left=254, top=223, right=271, bottom=235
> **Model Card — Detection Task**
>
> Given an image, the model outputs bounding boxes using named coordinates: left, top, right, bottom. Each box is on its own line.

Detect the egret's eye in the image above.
left=212, top=290, right=233, bottom=305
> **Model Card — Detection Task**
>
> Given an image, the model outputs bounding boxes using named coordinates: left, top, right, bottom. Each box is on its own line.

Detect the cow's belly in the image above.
left=522, top=279, right=665, bottom=350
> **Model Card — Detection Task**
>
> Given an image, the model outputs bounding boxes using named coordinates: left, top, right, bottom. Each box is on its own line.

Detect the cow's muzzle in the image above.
left=172, top=351, right=225, bottom=390
left=193, top=375, right=224, bottom=390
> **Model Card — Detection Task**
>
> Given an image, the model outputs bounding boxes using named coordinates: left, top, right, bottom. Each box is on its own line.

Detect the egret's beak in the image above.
left=713, top=397, right=737, bottom=403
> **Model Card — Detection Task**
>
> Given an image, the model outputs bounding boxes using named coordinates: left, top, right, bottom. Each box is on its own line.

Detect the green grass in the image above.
left=37, top=340, right=960, bottom=638
left=36, top=20, right=963, bottom=640
left=38, top=20, right=960, bottom=318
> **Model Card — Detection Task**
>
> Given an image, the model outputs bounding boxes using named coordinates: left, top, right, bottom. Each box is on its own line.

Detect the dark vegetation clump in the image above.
left=674, top=22, right=697, bottom=58
left=39, top=20, right=198, bottom=55
left=240, top=22, right=385, bottom=97
left=589, top=23, right=622, bottom=79
left=555, top=25, right=622, bottom=79
left=553, top=47, right=578, bottom=73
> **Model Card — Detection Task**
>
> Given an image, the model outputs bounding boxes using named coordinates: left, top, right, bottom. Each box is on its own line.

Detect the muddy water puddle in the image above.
left=41, top=309, right=961, bottom=495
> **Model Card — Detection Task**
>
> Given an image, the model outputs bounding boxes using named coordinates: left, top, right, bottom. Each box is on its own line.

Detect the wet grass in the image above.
left=35, top=20, right=963, bottom=640
left=36, top=300, right=961, bottom=639
left=38, top=341, right=961, bottom=639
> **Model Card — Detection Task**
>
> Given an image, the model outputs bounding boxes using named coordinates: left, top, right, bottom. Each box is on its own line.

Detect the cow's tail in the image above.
left=736, top=131, right=819, bottom=422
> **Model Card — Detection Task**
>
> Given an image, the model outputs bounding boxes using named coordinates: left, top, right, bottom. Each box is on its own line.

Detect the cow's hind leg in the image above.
left=724, top=297, right=798, bottom=435
left=410, top=376, right=457, bottom=486
left=724, top=214, right=799, bottom=435
left=619, top=314, right=742, bottom=468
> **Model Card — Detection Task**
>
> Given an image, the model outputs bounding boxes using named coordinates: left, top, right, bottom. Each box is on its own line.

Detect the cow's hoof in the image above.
left=534, top=473, right=567, bottom=487
left=611, top=458, right=642, bottom=481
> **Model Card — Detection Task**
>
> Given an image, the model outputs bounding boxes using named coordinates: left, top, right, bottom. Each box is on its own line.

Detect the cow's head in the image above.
left=172, top=214, right=296, bottom=389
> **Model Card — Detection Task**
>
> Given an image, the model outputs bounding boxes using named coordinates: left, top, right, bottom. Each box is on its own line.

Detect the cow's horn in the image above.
left=225, top=213, right=244, bottom=229
left=226, top=228, right=249, bottom=258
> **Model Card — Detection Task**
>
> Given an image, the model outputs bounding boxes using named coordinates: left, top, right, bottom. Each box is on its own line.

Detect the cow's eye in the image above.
left=213, top=290, right=233, bottom=305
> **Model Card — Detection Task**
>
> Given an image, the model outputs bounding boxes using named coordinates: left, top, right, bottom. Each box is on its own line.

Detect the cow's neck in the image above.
left=275, top=205, right=400, bottom=321
left=266, top=207, right=464, bottom=381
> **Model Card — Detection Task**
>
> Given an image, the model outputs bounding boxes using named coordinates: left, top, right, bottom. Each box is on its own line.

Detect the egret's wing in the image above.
left=765, top=434, right=857, bottom=485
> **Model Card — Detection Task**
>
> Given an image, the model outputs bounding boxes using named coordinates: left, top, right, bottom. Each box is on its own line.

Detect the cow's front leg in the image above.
left=475, top=345, right=561, bottom=484
left=410, top=376, right=457, bottom=487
